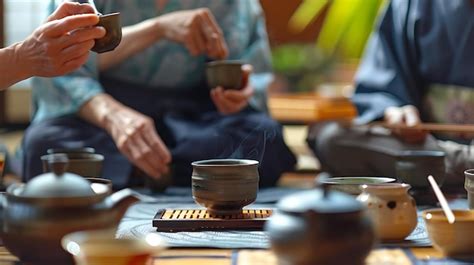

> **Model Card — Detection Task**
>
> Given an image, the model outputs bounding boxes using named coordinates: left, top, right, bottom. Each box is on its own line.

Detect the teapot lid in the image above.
left=276, top=186, right=363, bottom=214
left=21, top=154, right=95, bottom=197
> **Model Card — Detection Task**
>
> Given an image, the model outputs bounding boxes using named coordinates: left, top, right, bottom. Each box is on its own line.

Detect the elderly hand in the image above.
left=15, top=2, right=105, bottom=78
left=211, top=64, right=254, bottom=114
left=104, top=106, right=172, bottom=180
left=105, top=107, right=171, bottom=178
left=384, top=105, right=428, bottom=143
left=155, top=8, right=228, bottom=59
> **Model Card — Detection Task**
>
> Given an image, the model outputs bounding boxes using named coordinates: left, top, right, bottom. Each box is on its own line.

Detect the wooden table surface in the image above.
left=0, top=246, right=448, bottom=265
left=268, top=92, right=357, bottom=124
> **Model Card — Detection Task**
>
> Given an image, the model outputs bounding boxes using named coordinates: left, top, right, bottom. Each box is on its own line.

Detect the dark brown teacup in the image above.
left=206, top=61, right=245, bottom=90
left=192, top=159, right=259, bottom=215
left=92, top=12, right=122, bottom=53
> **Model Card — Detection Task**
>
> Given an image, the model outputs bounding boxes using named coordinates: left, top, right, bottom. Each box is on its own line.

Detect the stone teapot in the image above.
left=0, top=154, right=139, bottom=264
left=265, top=184, right=375, bottom=265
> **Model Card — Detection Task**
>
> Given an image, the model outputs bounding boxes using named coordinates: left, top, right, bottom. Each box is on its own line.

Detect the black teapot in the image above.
left=0, top=154, right=139, bottom=264
left=265, top=184, right=375, bottom=265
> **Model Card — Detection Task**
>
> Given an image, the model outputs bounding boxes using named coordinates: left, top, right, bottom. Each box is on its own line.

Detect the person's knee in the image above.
left=246, top=114, right=284, bottom=143
left=23, top=124, right=55, bottom=158
left=309, top=122, right=347, bottom=159
left=22, top=123, right=60, bottom=181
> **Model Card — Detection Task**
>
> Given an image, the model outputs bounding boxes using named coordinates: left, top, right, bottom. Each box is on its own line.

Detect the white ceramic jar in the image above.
left=357, top=183, right=417, bottom=241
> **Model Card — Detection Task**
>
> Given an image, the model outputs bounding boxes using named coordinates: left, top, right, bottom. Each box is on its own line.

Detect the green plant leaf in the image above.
left=289, top=0, right=387, bottom=59
left=288, top=0, right=329, bottom=33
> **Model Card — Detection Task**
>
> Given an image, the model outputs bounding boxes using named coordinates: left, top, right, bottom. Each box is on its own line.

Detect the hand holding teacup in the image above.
left=209, top=63, right=254, bottom=114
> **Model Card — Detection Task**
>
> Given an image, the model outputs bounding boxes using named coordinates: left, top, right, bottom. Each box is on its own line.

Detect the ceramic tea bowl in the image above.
left=91, top=12, right=122, bottom=53
left=62, top=229, right=166, bottom=265
left=423, top=209, right=474, bottom=260
left=206, top=60, right=244, bottom=90
left=42, top=150, right=104, bottom=178
left=315, top=176, right=397, bottom=195
left=191, top=159, right=259, bottom=215
left=464, top=169, right=474, bottom=209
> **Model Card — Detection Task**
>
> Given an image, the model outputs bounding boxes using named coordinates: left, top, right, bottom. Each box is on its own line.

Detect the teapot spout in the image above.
left=105, top=189, right=140, bottom=223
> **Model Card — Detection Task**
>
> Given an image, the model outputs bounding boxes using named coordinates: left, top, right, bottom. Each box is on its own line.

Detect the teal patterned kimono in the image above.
left=33, top=0, right=272, bottom=123
left=23, top=0, right=296, bottom=187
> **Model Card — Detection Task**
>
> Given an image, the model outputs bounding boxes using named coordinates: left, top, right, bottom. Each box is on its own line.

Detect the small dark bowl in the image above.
left=42, top=153, right=104, bottom=178
left=91, top=12, right=122, bottom=53
left=206, top=61, right=244, bottom=90
left=192, top=159, right=259, bottom=215
left=395, top=150, right=446, bottom=189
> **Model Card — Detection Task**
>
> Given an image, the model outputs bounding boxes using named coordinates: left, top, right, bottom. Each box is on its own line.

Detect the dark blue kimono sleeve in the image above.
left=353, top=0, right=424, bottom=124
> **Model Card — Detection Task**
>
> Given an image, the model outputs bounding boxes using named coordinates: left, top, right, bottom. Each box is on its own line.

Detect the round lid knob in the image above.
left=276, top=185, right=364, bottom=214
left=21, top=154, right=95, bottom=197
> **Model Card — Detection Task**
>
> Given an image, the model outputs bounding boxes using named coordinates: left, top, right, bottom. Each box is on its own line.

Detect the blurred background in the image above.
left=0, top=0, right=386, bottom=126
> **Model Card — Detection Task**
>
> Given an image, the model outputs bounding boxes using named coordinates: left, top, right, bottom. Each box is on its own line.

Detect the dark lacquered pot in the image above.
left=192, top=159, right=259, bottom=215
left=0, top=154, right=139, bottom=264
left=265, top=188, right=375, bottom=265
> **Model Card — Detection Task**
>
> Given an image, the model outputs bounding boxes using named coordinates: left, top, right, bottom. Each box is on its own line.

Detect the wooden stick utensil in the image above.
left=427, top=175, right=455, bottom=224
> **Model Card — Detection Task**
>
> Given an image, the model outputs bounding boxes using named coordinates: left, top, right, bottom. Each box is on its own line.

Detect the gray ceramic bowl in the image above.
left=316, top=176, right=397, bottom=195
left=192, top=159, right=259, bottom=215
left=206, top=61, right=244, bottom=90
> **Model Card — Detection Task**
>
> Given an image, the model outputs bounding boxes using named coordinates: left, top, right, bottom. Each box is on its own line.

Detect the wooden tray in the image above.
left=152, top=209, right=273, bottom=232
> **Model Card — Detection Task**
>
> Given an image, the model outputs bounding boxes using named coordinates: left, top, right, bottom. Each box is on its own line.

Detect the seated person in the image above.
left=23, top=0, right=296, bottom=188
left=0, top=2, right=105, bottom=89
left=308, top=0, right=474, bottom=187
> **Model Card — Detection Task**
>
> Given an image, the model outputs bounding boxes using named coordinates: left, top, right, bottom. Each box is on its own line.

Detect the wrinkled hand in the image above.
left=156, top=8, right=228, bottom=59
left=211, top=64, right=253, bottom=114
left=47, top=2, right=96, bottom=22
left=105, top=107, right=172, bottom=179
left=16, top=2, right=105, bottom=77
left=384, top=105, right=428, bottom=143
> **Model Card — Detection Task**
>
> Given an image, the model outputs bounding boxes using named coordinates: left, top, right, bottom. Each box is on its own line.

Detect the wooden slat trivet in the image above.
left=152, top=209, right=273, bottom=232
